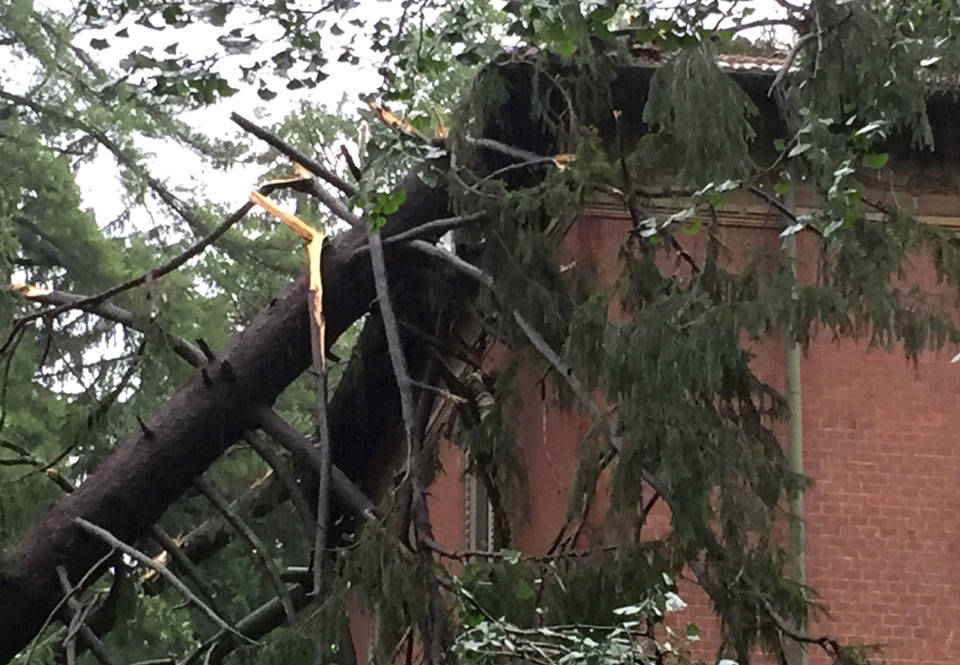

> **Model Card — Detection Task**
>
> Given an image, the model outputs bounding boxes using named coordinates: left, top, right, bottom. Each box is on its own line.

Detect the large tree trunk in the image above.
left=0, top=172, right=449, bottom=662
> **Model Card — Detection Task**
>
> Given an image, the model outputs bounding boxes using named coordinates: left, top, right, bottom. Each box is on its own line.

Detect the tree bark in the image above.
left=0, top=171, right=449, bottom=662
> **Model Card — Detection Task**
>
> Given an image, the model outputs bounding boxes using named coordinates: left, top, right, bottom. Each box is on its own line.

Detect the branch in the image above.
left=247, top=189, right=333, bottom=597
left=241, top=432, right=314, bottom=533
left=0, top=89, right=219, bottom=238
left=253, top=405, right=376, bottom=520
left=55, top=566, right=119, bottom=665
left=408, top=241, right=678, bottom=509
left=1, top=181, right=282, bottom=357
left=230, top=112, right=357, bottom=198
left=192, top=477, right=297, bottom=625
left=368, top=227, right=421, bottom=480
left=73, top=518, right=252, bottom=643
left=350, top=211, right=485, bottom=260
left=747, top=185, right=823, bottom=237
left=10, top=284, right=206, bottom=366
left=148, top=525, right=229, bottom=623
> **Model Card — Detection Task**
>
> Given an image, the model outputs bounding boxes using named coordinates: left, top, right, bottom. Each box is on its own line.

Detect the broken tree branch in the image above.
left=253, top=404, right=376, bottom=520
left=230, top=112, right=357, bottom=198
left=1, top=181, right=284, bottom=357
left=248, top=188, right=334, bottom=597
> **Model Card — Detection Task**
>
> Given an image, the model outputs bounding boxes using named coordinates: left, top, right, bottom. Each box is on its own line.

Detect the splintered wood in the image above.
left=249, top=188, right=325, bottom=358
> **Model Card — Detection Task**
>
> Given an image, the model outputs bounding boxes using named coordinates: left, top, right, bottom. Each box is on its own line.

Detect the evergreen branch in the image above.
left=10, top=284, right=206, bottom=366
left=73, top=518, right=254, bottom=644
left=1, top=181, right=283, bottom=358
left=55, top=566, right=119, bottom=665
left=230, top=112, right=357, bottom=197
left=0, top=88, right=213, bottom=238
left=192, top=477, right=298, bottom=626
left=14, top=284, right=318, bottom=544
left=407, top=241, right=679, bottom=513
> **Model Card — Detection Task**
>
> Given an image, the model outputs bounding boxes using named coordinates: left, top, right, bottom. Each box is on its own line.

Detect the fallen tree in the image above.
left=0, top=165, right=450, bottom=661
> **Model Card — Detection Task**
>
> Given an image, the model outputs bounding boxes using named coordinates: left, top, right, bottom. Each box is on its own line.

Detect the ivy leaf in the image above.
left=862, top=152, right=889, bottom=169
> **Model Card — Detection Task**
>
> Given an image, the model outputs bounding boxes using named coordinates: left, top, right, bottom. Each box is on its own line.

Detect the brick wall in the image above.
left=428, top=204, right=960, bottom=665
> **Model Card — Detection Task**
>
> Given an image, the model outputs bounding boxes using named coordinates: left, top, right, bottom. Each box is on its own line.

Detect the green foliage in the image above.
left=642, top=44, right=758, bottom=184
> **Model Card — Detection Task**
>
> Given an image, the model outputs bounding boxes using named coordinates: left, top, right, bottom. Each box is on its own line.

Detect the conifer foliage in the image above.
left=1, top=2, right=959, bottom=664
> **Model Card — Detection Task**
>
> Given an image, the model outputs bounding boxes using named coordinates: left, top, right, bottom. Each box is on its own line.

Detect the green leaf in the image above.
left=787, top=142, right=811, bottom=158
left=514, top=580, right=535, bottom=600
left=773, top=138, right=786, bottom=152
left=90, top=38, right=109, bottom=50
left=554, top=40, right=578, bottom=56
left=682, top=217, right=701, bottom=235
left=161, top=4, right=184, bottom=25
left=862, top=152, right=889, bottom=169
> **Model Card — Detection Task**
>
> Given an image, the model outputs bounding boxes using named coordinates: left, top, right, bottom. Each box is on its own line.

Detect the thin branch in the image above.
left=55, top=566, right=119, bottom=665
left=253, top=404, right=377, bottom=520
left=247, top=190, right=333, bottom=598
left=465, top=136, right=550, bottom=164
left=748, top=185, right=823, bottom=237
left=73, top=517, right=253, bottom=643
left=20, top=547, right=117, bottom=665
left=368, top=227, right=421, bottom=480
left=349, top=211, right=485, bottom=260
left=10, top=284, right=206, bottom=365
left=148, top=525, right=229, bottom=622
left=230, top=112, right=357, bottom=197
left=192, top=477, right=297, bottom=626
left=242, top=432, right=314, bottom=534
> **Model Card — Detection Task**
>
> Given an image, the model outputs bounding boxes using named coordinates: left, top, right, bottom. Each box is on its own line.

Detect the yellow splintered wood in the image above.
left=249, top=190, right=326, bottom=356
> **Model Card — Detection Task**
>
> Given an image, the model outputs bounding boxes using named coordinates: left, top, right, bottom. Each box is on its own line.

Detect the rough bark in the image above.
left=0, top=171, right=449, bottom=662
